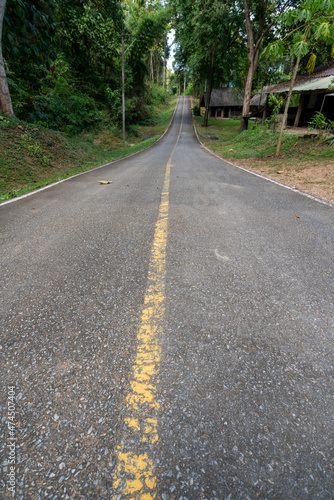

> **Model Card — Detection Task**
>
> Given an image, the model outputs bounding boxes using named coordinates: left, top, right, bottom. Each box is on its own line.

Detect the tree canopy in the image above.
left=0, top=0, right=172, bottom=132
left=1, top=0, right=334, bottom=133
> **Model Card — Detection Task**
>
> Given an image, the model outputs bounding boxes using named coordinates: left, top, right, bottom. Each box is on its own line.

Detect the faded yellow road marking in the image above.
left=112, top=98, right=185, bottom=499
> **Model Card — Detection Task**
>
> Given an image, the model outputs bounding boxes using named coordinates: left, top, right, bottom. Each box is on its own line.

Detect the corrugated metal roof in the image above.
left=254, top=64, right=334, bottom=96
left=250, top=86, right=272, bottom=105
left=275, top=75, right=334, bottom=93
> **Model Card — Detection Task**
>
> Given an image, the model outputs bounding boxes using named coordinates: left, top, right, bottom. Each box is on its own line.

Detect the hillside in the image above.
left=0, top=98, right=177, bottom=203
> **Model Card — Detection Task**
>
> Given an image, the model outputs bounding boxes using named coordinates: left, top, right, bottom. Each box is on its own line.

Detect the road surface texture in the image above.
left=1, top=96, right=333, bottom=499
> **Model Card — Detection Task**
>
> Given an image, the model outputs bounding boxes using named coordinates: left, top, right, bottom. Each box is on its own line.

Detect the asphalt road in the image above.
left=1, top=96, right=333, bottom=499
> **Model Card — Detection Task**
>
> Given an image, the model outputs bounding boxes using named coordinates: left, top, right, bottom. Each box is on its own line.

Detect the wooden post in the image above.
left=294, top=93, right=304, bottom=127
left=262, top=95, right=268, bottom=125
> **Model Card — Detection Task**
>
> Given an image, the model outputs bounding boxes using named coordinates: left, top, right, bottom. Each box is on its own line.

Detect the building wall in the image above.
left=200, top=106, right=242, bottom=119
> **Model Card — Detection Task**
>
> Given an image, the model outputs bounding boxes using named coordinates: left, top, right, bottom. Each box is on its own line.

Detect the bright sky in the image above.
left=167, top=30, right=175, bottom=70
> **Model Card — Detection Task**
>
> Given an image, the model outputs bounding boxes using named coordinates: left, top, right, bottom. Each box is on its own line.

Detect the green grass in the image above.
left=194, top=116, right=334, bottom=163
left=0, top=97, right=177, bottom=203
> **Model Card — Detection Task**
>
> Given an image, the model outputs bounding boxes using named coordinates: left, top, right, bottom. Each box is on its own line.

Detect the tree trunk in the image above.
left=239, top=0, right=294, bottom=132
left=240, top=61, right=255, bottom=131
left=275, top=57, right=300, bottom=156
left=203, top=49, right=215, bottom=127
left=294, top=93, right=304, bottom=127
left=239, top=0, right=272, bottom=132
left=240, top=0, right=254, bottom=131
left=262, top=95, right=268, bottom=125
left=0, top=0, right=14, bottom=116
left=156, top=52, right=160, bottom=85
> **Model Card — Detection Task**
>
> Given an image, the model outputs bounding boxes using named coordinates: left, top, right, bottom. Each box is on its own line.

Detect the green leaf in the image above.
left=319, top=0, right=334, bottom=11
left=291, top=40, right=309, bottom=58
left=296, top=9, right=312, bottom=23
left=261, top=40, right=285, bottom=60
left=314, top=22, right=331, bottom=41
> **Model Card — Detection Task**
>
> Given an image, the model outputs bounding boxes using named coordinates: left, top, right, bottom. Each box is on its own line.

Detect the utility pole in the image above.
left=122, top=33, right=125, bottom=141
left=121, top=33, right=145, bottom=141
left=163, top=33, right=166, bottom=94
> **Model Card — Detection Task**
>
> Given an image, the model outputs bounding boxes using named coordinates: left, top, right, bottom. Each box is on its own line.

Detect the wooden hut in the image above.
left=252, top=63, right=334, bottom=127
left=200, top=88, right=243, bottom=119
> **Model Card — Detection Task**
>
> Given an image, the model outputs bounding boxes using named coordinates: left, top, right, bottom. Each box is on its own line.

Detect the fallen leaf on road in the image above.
left=296, top=215, right=300, bottom=218
left=98, top=180, right=113, bottom=184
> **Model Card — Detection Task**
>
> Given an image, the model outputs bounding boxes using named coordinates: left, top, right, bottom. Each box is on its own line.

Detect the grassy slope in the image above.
left=0, top=97, right=177, bottom=203
left=194, top=116, right=334, bottom=164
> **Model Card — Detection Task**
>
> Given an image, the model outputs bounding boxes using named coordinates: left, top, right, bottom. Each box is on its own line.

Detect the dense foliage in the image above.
left=170, top=0, right=334, bottom=129
left=1, top=0, right=171, bottom=133
left=2, top=0, right=334, bottom=133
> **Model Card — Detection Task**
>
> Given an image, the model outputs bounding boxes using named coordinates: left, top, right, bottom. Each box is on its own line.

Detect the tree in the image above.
left=56, top=0, right=124, bottom=89
left=0, top=0, right=14, bottom=115
left=263, top=0, right=334, bottom=155
left=3, top=0, right=56, bottom=74
left=171, top=0, right=244, bottom=126
left=126, top=6, right=170, bottom=91
left=1, top=0, right=171, bottom=130
left=239, top=0, right=299, bottom=132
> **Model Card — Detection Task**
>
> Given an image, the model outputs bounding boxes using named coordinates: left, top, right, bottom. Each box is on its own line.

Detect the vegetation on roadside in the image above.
left=170, top=0, right=334, bottom=133
left=194, top=115, right=334, bottom=165
left=0, top=96, right=177, bottom=203
left=0, top=0, right=181, bottom=202
left=0, top=0, right=173, bottom=128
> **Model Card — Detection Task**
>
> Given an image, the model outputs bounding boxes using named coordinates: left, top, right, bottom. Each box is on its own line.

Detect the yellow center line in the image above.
left=112, top=98, right=185, bottom=499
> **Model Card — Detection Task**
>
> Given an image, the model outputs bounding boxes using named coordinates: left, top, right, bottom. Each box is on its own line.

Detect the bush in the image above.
left=268, top=93, right=284, bottom=129
left=192, top=104, right=200, bottom=116
left=308, top=111, right=334, bottom=131
left=183, top=83, right=194, bottom=96
left=105, top=87, right=122, bottom=125
left=11, top=77, right=102, bottom=134
left=146, top=85, right=166, bottom=106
